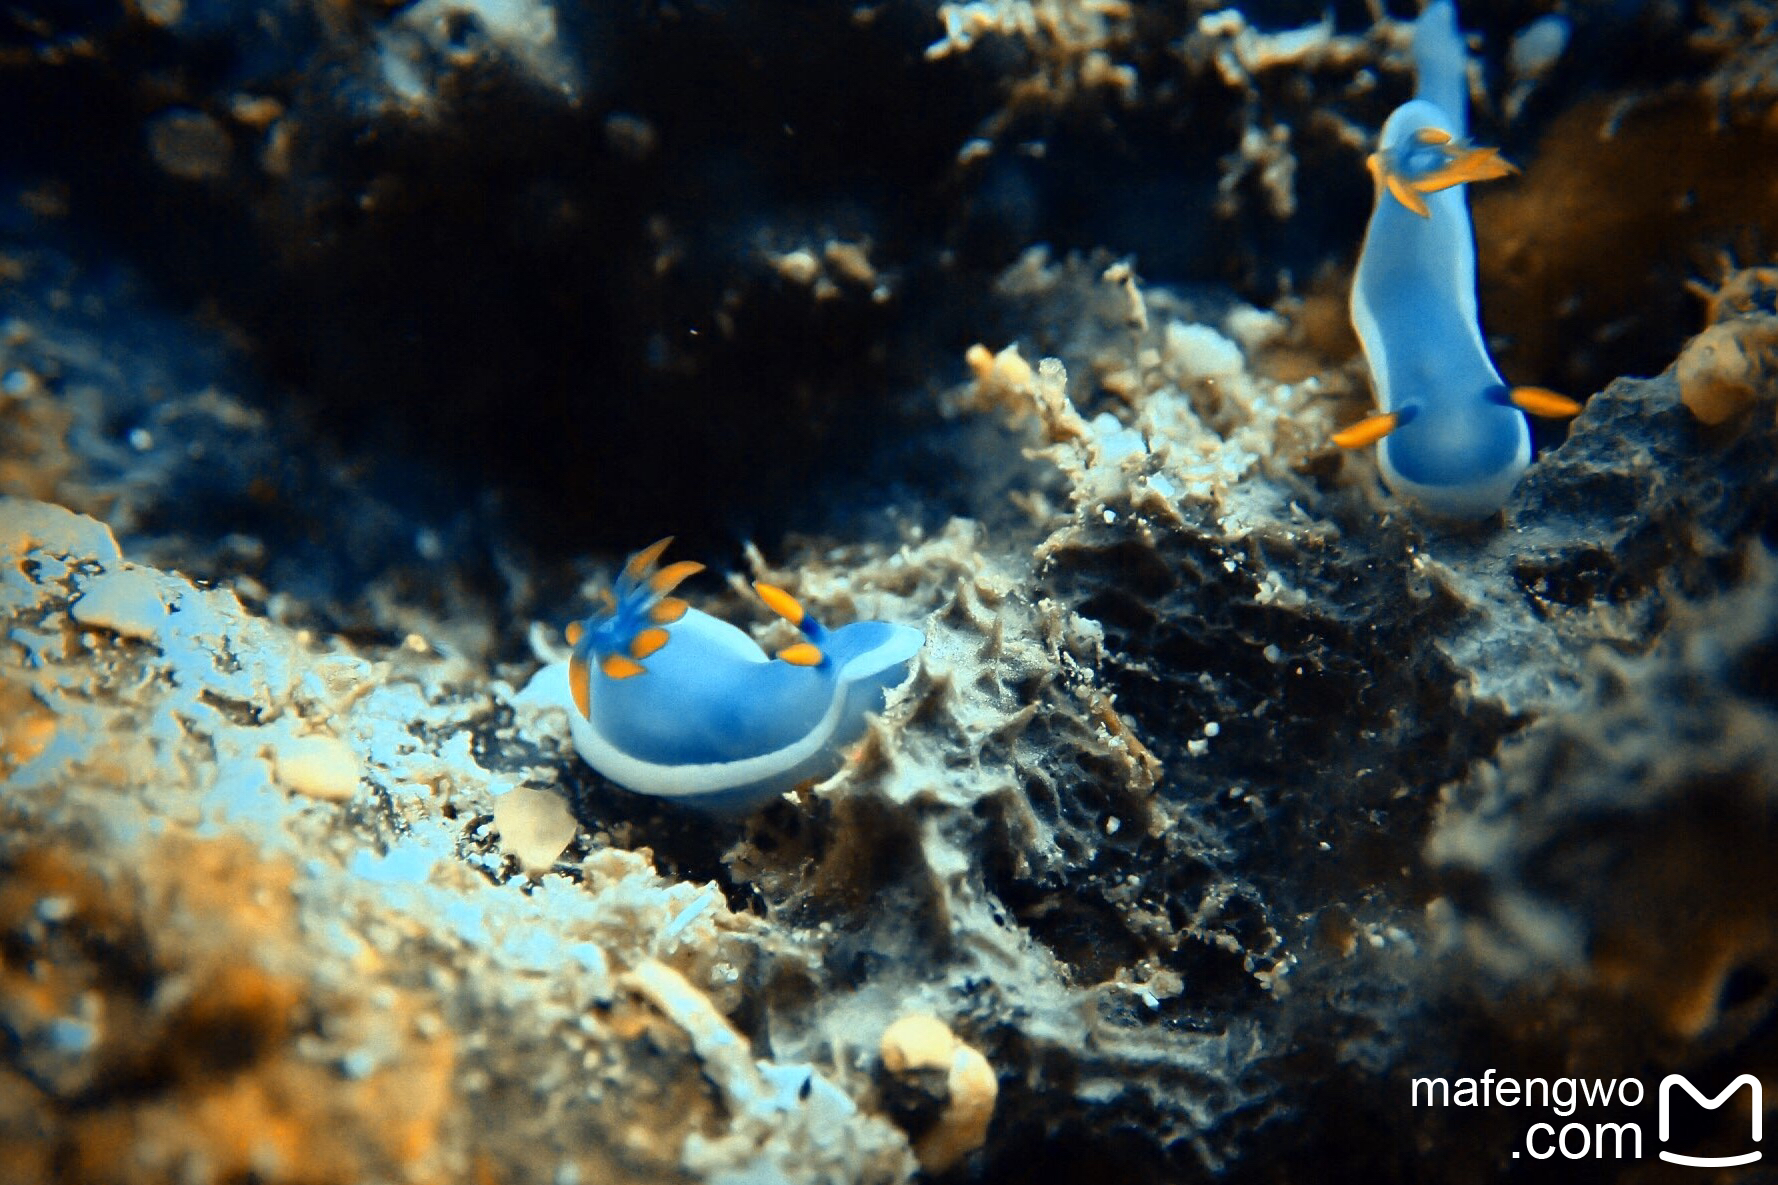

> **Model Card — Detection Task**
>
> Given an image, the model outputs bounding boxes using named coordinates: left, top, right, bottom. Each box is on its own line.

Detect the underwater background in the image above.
left=3, top=0, right=1777, bottom=1181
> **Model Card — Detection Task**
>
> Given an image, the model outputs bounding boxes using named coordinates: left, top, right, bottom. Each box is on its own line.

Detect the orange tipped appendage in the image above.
left=1332, top=411, right=1402, bottom=450
left=753, top=582, right=806, bottom=626
left=650, top=597, right=689, bottom=624
left=630, top=627, right=670, bottom=660
left=777, top=642, right=825, bottom=667
left=565, top=621, right=585, bottom=646
left=1371, top=139, right=1516, bottom=220
left=1509, top=387, right=1583, bottom=418
left=1411, top=145, right=1517, bottom=195
left=1371, top=152, right=1431, bottom=218
left=1386, top=173, right=1432, bottom=218
left=568, top=654, right=592, bottom=717
left=649, top=561, right=704, bottom=595
left=623, top=537, right=674, bottom=583
left=601, top=654, right=647, bottom=680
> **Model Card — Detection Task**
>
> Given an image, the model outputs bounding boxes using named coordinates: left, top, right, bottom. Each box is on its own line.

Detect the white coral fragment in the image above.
left=492, top=785, right=578, bottom=875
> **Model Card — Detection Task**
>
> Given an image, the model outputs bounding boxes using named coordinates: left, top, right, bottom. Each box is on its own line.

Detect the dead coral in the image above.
left=753, top=249, right=1461, bottom=1173
left=0, top=837, right=458, bottom=1185
left=1428, top=551, right=1778, bottom=1060
left=926, top=0, right=1140, bottom=137
left=1678, top=263, right=1778, bottom=425
left=911, top=233, right=1778, bottom=1176
left=1181, top=7, right=1408, bottom=229
left=0, top=496, right=917, bottom=1185
left=1692, top=0, right=1778, bottom=125
left=959, top=248, right=1345, bottom=506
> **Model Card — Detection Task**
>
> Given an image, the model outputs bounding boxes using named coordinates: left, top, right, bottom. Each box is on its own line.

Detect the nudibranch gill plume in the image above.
left=1336, top=0, right=1581, bottom=518
left=561, top=538, right=924, bottom=809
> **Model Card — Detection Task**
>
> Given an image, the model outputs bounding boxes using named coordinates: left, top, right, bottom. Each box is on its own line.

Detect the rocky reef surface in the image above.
left=3, top=1, right=1777, bottom=1182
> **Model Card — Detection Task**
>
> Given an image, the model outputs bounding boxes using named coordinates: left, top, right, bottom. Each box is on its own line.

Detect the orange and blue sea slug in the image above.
left=559, top=539, right=924, bottom=808
left=1336, top=0, right=1581, bottom=518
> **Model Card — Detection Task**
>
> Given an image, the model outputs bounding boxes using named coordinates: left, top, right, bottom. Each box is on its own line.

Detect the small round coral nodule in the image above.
left=560, top=538, right=924, bottom=809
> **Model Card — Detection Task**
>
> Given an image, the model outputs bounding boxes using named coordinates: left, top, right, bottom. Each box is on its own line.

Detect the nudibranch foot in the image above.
left=559, top=540, right=924, bottom=810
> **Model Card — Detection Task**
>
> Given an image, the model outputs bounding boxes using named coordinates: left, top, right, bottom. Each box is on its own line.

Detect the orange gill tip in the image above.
left=565, top=621, right=584, bottom=646
left=630, top=627, right=670, bottom=660
left=1384, top=172, right=1432, bottom=218
left=1332, top=411, right=1402, bottom=450
left=1456, top=144, right=1518, bottom=180
left=777, top=642, right=825, bottom=667
left=601, top=654, right=647, bottom=680
left=1365, top=152, right=1391, bottom=199
left=1414, top=126, right=1454, bottom=145
left=650, top=597, right=689, bottom=624
left=753, top=581, right=806, bottom=626
left=596, top=588, right=617, bottom=612
left=1509, top=387, right=1583, bottom=418
left=1412, top=146, right=1517, bottom=196
left=647, top=560, right=705, bottom=595
left=623, top=536, right=675, bottom=582
left=568, top=654, right=592, bottom=718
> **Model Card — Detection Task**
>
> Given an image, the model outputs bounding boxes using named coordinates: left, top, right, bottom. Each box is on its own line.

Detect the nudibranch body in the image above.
left=1339, top=0, right=1580, bottom=518
left=560, top=539, right=924, bottom=809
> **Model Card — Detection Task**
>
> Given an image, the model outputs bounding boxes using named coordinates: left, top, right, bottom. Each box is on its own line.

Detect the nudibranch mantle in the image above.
left=558, top=539, right=923, bottom=809
left=1342, top=0, right=1579, bottom=518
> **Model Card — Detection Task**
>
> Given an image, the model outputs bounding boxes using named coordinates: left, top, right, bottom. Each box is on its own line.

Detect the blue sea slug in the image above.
left=1336, top=0, right=1580, bottom=518
left=561, top=539, right=924, bottom=808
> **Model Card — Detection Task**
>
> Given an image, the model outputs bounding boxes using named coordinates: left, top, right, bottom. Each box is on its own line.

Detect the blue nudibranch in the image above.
left=1338, top=0, right=1580, bottom=518
left=561, top=539, right=924, bottom=808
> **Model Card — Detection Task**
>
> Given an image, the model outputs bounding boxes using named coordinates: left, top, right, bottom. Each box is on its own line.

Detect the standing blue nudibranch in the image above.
left=1337, top=0, right=1580, bottom=518
left=561, top=538, right=924, bottom=809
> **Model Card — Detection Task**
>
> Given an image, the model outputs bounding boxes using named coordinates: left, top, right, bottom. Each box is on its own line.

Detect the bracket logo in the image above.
left=1658, top=1074, right=1762, bottom=1167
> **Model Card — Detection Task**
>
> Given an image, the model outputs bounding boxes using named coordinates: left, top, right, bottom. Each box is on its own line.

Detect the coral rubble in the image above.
left=3, top=0, right=1777, bottom=1182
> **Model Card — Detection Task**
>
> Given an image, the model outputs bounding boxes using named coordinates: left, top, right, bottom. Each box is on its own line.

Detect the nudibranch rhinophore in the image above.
left=1337, top=0, right=1581, bottom=518
left=560, top=538, right=924, bottom=809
